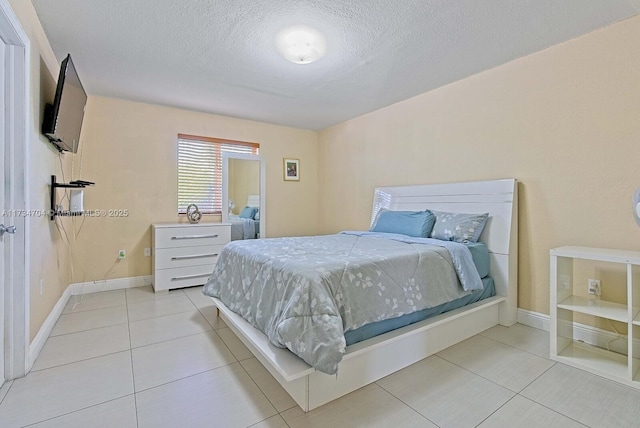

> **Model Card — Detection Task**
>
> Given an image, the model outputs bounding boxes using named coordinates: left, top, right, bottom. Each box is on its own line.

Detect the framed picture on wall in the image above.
left=284, top=158, right=300, bottom=181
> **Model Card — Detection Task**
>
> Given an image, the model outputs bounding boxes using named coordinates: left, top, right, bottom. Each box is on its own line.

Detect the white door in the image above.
left=1, top=0, right=30, bottom=381
left=0, top=36, right=6, bottom=386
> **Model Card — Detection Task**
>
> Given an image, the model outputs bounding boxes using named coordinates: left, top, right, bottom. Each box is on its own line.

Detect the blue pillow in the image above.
left=239, top=206, right=258, bottom=219
left=370, top=210, right=435, bottom=238
left=430, top=210, right=489, bottom=243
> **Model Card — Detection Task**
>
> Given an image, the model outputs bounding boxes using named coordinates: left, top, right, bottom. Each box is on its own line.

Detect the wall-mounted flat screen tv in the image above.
left=42, top=54, right=87, bottom=153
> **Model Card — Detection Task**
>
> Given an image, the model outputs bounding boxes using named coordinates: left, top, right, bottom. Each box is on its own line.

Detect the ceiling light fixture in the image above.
left=276, top=26, right=326, bottom=65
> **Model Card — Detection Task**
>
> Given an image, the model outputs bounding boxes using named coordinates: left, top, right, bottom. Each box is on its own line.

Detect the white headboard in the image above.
left=371, top=178, right=518, bottom=325
left=247, top=194, right=260, bottom=208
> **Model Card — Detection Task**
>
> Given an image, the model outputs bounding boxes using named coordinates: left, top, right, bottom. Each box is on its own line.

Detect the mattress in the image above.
left=344, top=276, right=495, bottom=345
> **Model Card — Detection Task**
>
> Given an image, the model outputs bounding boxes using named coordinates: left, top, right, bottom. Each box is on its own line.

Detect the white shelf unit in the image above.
left=550, top=246, right=640, bottom=388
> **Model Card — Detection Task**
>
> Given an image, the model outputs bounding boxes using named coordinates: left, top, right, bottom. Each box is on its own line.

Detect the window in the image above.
left=177, top=134, right=259, bottom=214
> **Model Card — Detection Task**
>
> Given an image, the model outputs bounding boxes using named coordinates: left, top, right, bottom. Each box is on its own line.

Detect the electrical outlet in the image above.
left=588, top=279, right=600, bottom=295
left=40, top=279, right=44, bottom=296
left=144, top=247, right=151, bottom=257
left=118, top=249, right=126, bottom=260
left=559, top=274, right=571, bottom=290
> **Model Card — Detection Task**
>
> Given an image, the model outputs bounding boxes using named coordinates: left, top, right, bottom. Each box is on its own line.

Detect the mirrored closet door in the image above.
left=222, top=153, right=266, bottom=240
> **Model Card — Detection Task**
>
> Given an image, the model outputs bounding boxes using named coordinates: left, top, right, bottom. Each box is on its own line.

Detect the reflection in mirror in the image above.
left=222, top=153, right=266, bottom=240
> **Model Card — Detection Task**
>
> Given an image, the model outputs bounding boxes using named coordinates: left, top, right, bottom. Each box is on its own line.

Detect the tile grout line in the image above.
left=477, top=327, right=550, bottom=360
left=62, top=302, right=127, bottom=315
left=193, top=300, right=284, bottom=424
left=512, top=392, right=591, bottom=428
left=19, top=394, right=137, bottom=428
left=11, top=290, right=135, bottom=425
left=434, top=334, right=555, bottom=394
left=128, top=307, right=207, bottom=325
left=471, top=331, right=590, bottom=427
left=30, top=348, right=132, bottom=373
left=129, top=293, right=218, bottom=350
left=431, top=352, right=520, bottom=394
left=516, top=360, right=557, bottom=393
left=247, top=414, right=292, bottom=428
left=234, top=359, right=281, bottom=424
left=128, top=286, right=236, bottom=396
left=47, top=319, right=129, bottom=339
left=130, top=328, right=219, bottom=351
left=0, top=381, right=14, bottom=407
left=515, top=361, right=599, bottom=428
left=370, top=328, right=555, bottom=427
left=373, top=380, right=441, bottom=427
left=133, top=362, right=241, bottom=395
left=34, top=312, right=219, bottom=372
left=471, top=394, right=519, bottom=428
left=125, top=288, right=141, bottom=428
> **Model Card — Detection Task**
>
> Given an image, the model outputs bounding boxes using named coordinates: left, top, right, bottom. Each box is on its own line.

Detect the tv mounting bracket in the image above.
left=50, top=175, right=95, bottom=220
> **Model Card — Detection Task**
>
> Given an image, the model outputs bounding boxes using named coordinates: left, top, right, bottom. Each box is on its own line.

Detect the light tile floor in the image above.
left=1, top=286, right=639, bottom=427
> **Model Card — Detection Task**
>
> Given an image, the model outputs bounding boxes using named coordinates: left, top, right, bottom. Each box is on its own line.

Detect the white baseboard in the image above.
left=28, top=284, right=73, bottom=370
left=70, top=275, right=152, bottom=295
left=517, top=308, right=550, bottom=332
left=518, top=308, right=632, bottom=356
left=28, top=275, right=152, bottom=370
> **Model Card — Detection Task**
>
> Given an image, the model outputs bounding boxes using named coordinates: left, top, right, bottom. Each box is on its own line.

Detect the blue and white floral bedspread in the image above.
left=203, top=232, right=483, bottom=375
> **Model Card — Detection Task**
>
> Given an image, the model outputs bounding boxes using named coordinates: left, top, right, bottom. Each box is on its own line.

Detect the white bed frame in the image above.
left=212, top=178, right=518, bottom=412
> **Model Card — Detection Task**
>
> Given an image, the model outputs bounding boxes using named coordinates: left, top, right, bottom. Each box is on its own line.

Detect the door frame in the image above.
left=1, top=0, right=31, bottom=380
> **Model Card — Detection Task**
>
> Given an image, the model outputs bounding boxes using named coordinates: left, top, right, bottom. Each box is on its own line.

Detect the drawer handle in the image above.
left=171, top=253, right=218, bottom=261
left=171, top=234, right=219, bottom=240
left=171, top=273, right=211, bottom=281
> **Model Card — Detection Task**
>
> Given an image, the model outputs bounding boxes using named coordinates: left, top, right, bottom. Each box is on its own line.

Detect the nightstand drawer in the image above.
left=154, top=245, right=223, bottom=270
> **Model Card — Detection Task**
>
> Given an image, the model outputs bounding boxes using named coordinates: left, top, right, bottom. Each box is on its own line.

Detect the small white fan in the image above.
left=634, top=189, right=640, bottom=226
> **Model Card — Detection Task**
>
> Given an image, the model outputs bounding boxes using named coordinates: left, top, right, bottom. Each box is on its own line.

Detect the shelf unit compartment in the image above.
left=553, top=255, right=573, bottom=305
left=557, top=341, right=629, bottom=380
left=556, top=312, right=636, bottom=381
left=632, top=264, right=640, bottom=380
left=554, top=306, right=574, bottom=357
left=557, top=296, right=630, bottom=323
left=634, top=264, right=640, bottom=327
left=633, top=325, right=640, bottom=382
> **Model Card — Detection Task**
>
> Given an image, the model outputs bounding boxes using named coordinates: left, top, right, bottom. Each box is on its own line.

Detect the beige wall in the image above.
left=74, top=96, right=318, bottom=282
left=8, top=0, right=77, bottom=340
left=318, top=16, right=640, bottom=317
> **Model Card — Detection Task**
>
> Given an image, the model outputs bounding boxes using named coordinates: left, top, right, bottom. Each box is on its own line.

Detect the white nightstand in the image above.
left=151, top=223, right=230, bottom=292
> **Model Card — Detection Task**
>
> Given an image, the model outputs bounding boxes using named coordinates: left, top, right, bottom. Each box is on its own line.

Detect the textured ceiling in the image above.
left=31, top=0, right=640, bottom=131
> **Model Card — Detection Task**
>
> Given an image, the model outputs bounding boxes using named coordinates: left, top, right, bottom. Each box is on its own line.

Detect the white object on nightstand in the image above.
left=152, top=223, right=230, bottom=292
left=550, top=246, right=640, bottom=389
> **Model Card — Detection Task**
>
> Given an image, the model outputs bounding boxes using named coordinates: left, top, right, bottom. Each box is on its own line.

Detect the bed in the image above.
left=206, top=178, right=518, bottom=411
left=229, top=194, right=260, bottom=240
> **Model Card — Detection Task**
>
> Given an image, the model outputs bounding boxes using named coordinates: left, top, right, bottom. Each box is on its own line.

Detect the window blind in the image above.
left=177, top=135, right=259, bottom=214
